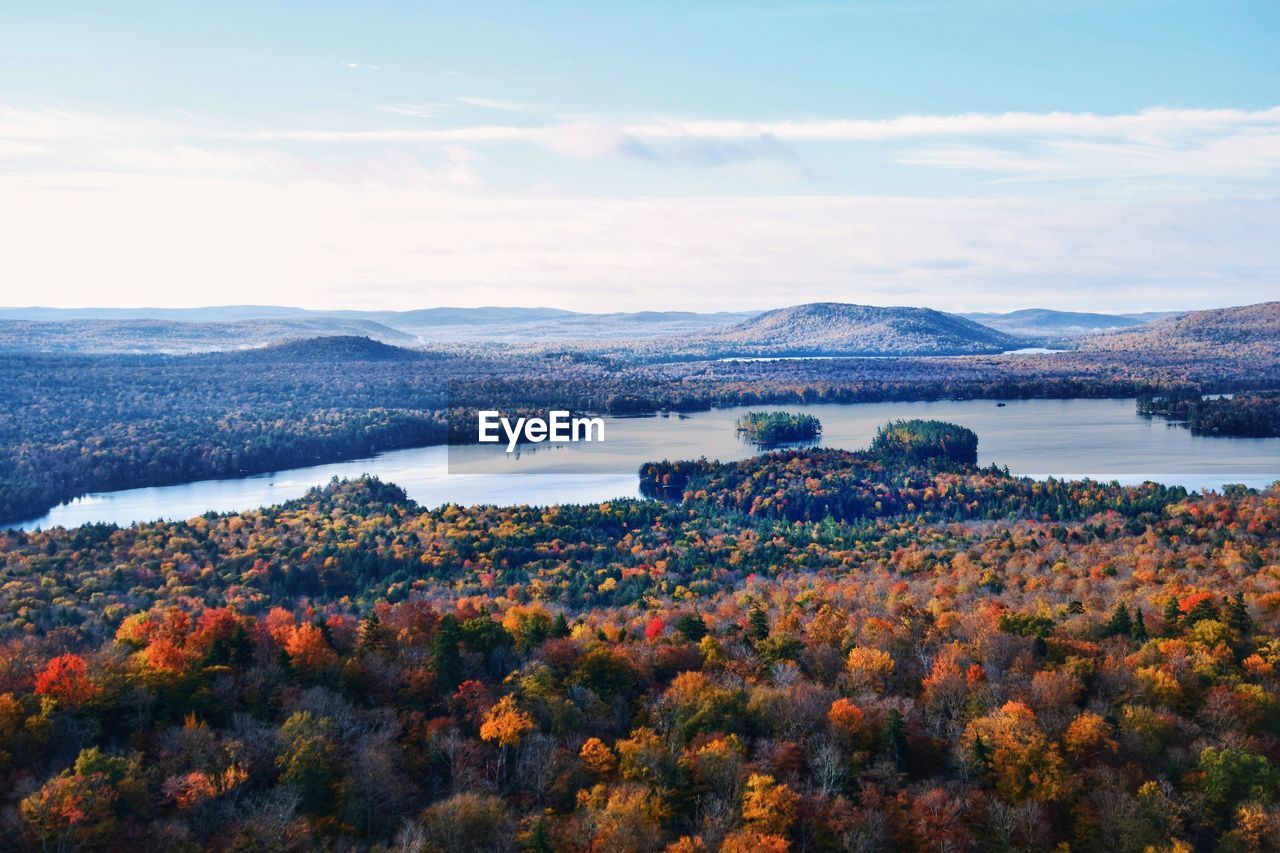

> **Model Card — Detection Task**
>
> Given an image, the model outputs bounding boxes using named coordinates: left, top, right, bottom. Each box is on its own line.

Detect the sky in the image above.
left=1, top=0, right=1278, bottom=313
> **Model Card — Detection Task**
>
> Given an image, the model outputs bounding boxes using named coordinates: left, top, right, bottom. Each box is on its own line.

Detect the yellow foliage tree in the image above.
left=580, top=737, right=617, bottom=775
left=1062, top=711, right=1116, bottom=759
left=741, top=772, right=798, bottom=835
left=616, top=726, right=669, bottom=783
left=963, top=701, right=1069, bottom=803
left=845, top=647, right=895, bottom=692
left=479, top=695, right=534, bottom=749
left=722, top=830, right=791, bottom=852
left=576, top=782, right=668, bottom=853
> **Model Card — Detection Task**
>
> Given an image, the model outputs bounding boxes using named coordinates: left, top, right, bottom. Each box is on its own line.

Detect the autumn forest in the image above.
left=1, top=417, right=1278, bottom=851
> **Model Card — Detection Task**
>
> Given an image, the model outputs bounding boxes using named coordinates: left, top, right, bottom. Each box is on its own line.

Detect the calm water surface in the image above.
left=12, top=398, right=1279, bottom=530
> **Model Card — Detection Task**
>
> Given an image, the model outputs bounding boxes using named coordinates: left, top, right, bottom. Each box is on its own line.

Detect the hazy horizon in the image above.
left=3, top=2, right=1279, bottom=312
left=0, top=300, right=1220, bottom=317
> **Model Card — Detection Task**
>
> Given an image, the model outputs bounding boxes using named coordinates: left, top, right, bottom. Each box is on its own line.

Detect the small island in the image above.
left=870, top=418, right=980, bottom=464
left=735, top=410, right=822, bottom=447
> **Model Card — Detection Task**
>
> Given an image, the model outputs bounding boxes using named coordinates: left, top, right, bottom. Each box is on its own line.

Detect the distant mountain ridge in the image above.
left=700, top=302, right=1025, bottom=356
left=3, top=301, right=1267, bottom=360
left=0, top=305, right=317, bottom=322
left=355, top=306, right=577, bottom=327
left=0, top=317, right=414, bottom=354
left=217, top=335, right=425, bottom=362
left=0, top=305, right=578, bottom=326
left=0, top=306, right=759, bottom=352
left=963, top=308, right=1157, bottom=341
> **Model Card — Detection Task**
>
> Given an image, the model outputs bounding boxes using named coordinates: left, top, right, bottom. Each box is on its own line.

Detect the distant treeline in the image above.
left=1138, top=388, right=1280, bottom=437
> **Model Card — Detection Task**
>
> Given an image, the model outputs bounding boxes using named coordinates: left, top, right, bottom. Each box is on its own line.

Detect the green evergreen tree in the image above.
left=1187, top=597, right=1219, bottom=625
left=277, top=712, right=337, bottom=815
left=1162, top=597, right=1181, bottom=636
left=523, top=813, right=555, bottom=853
left=1105, top=603, right=1133, bottom=638
left=430, top=614, right=463, bottom=691
left=747, top=604, right=769, bottom=642
left=1131, top=607, right=1148, bottom=642
left=356, top=610, right=387, bottom=656
left=675, top=613, right=707, bottom=642
left=313, top=618, right=335, bottom=648
left=206, top=623, right=253, bottom=666
left=1227, top=593, right=1254, bottom=638
left=969, top=733, right=994, bottom=780
left=881, top=708, right=908, bottom=769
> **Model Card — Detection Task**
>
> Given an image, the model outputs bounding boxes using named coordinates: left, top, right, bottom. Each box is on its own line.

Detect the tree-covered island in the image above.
left=735, top=411, right=822, bottom=447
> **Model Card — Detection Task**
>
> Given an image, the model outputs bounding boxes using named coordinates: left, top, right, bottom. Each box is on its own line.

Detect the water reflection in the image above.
left=12, top=398, right=1279, bottom=530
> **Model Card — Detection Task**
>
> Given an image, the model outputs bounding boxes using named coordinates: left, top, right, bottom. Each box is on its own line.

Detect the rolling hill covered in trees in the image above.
left=961, top=309, right=1165, bottom=345
left=0, top=302, right=1109, bottom=357
left=681, top=303, right=1027, bottom=358
left=0, top=317, right=416, bottom=354
left=1083, top=302, right=1280, bottom=357
left=0, top=306, right=756, bottom=353
left=16, top=301, right=1262, bottom=361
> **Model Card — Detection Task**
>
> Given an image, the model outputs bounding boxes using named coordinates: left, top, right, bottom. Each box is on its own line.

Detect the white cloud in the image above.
left=106, top=145, right=260, bottom=174
left=0, top=139, right=46, bottom=157
left=896, top=146, right=1060, bottom=174
left=204, top=104, right=1280, bottom=179
left=617, top=106, right=1280, bottom=142
left=0, top=106, right=121, bottom=140
left=221, top=104, right=1280, bottom=145
left=901, top=128, right=1280, bottom=180
left=11, top=102, right=1280, bottom=180
left=377, top=103, right=443, bottom=119
left=3, top=101, right=1279, bottom=312
left=542, top=121, right=647, bottom=159
left=226, top=124, right=544, bottom=143
left=456, top=96, right=539, bottom=113
left=1, top=169, right=1275, bottom=312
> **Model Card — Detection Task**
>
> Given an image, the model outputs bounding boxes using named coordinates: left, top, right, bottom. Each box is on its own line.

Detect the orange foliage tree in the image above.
left=479, top=695, right=535, bottom=749
left=34, top=654, right=98, bottom=707
left=963, top=701, right=1070, bottom=803
left=741, top=772, right=798, bottom=835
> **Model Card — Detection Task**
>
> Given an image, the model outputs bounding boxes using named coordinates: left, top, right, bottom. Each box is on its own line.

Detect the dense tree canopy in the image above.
left=0, top=439, right=1278, bottom=849
left=734, top=412, right=822, bottom=447
left=869, top=420, right=979, bottom=465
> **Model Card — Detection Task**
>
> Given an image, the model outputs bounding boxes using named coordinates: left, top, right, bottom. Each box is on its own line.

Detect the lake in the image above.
left=11, top=398, right=1279, bottom=530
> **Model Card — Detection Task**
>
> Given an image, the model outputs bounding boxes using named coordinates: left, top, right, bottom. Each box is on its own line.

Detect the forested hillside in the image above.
left=696, top=303, right=1024, bottom=357
left=1084, top=302, right=1280, bottom=357
left=963, top=308, right=1153, bottom=342
left=0, top=439, right=1277, bottom=850
left=0, top=307, right=755, bottom=351
left=0, top=318, right=415, bottom=353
